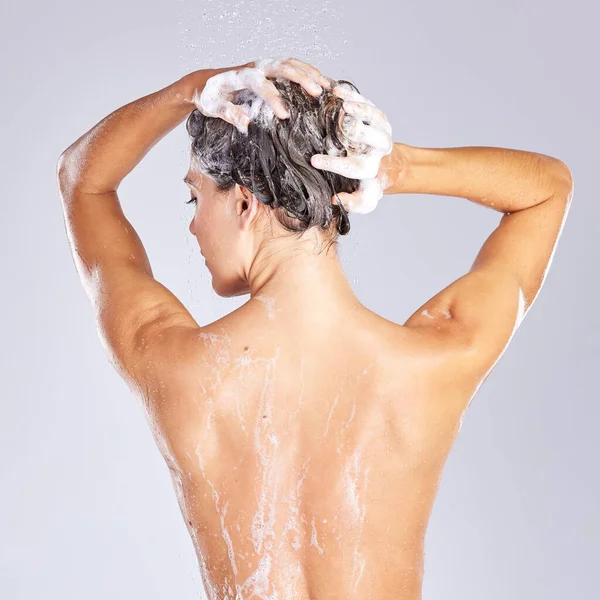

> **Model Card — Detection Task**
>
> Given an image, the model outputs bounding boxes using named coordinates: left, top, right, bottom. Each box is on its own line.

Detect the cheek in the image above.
left=194, top=205, right=228, bottom=252
left=196, top=215, right=211, bottom=245
left=193, top=196, right=239, bottom=248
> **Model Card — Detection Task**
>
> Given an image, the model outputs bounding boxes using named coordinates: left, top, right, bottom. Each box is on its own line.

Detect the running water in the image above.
left=177, top=0, right=359, bottom=312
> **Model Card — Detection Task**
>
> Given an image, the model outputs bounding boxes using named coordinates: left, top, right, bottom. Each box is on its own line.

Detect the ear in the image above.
left=235, top=184, right=262, bottom=228
left=236, top=184, right=253, bottom=209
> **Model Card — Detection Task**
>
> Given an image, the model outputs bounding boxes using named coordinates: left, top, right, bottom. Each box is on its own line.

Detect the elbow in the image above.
left=553, top=160, right=574, bottom=200
left=56, top=149, right=81, bottom=193
left=56, top=150, right=73, bottom=182
left=56, top=152, right=68, bottom=180
left=57, top=145, right=77, bottom=174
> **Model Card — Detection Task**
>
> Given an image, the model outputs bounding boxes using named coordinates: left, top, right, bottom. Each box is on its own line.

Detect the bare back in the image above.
left=135, top=180, right=574, bottom=600
left=143, top=298, right=483, bottom=600
left=57, top=59, right=573, bottom=600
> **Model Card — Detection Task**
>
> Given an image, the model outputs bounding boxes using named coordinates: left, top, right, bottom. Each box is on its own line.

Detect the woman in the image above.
left=57, top=57, right=573, bottom=600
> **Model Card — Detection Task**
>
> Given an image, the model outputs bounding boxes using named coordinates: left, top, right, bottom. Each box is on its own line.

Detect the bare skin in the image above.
left=57, top=61, right=574, bottom=600
left=152, top=296, right=470, bottom=600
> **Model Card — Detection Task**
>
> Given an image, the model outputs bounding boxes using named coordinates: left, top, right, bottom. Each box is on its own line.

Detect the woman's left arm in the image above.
left=57, top=64, right=251, bottom=193
left=55, top=69, right=230, bottom=393
left=58, top=57, right=331, bottom=191
left=56, top=58, right=331, bottom=392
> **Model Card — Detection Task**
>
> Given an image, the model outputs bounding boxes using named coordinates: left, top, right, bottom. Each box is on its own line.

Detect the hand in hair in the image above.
left=310, top=85, right=393, bottom=214
left=193, top=57, right=334, bottom=134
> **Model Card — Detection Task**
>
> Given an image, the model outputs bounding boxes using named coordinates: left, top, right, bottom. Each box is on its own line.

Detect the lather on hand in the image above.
left=191, top=57, right=334, bottom=133
left=311, top=84, right=393, bottom=215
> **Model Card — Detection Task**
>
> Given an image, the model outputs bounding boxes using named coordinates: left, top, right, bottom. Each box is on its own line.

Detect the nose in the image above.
left=189, top=218, right=195, bottom=236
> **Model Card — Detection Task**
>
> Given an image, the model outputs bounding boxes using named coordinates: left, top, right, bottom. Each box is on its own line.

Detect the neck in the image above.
left=246, top=236, right=360, bottom=314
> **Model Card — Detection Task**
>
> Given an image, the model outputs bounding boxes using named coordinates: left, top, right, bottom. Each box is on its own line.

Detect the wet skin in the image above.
left=137, top=291, right=494, bottom=600
left=58, top=147, right=571, bottom=599
left=57, top=62, right=573, bottom=600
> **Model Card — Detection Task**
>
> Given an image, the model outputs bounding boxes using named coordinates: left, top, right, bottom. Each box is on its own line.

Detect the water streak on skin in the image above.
left=286, top=358, right=306, bottom=429
left=323, top=393, right=340, bottom=438
left=232, top=347, right=267, bottom=434
left=280, top=561, right=304, bottom=600
left=237, top=553, right=274, bottom=600
left=310, top=516, right=325, bottom=555
left=172, top=465, right=219, bottom=600
left=254, top=294, right=283, bottom=321
left=332, top=362, right=375, bottom=454
left=241, top=345, right=282, bottom=600
left=343, top=447, right=371, bottom=592
left=194, top=331, right=306, bottom=599
left=212, top=487, right=239, bottom=577
left=279, top=457, right=311, bottom=552
left=421, top=308, right=452, bottom=320
left=172, top=329, right=383, bottom=598
left=198, top=330, right=233, bottom=437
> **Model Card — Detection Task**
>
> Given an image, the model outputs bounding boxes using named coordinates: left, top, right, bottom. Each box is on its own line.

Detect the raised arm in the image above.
left=381, top=143, right=574, bottom=367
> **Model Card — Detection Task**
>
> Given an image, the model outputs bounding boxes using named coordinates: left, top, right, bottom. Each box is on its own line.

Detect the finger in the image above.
left=351, top=178, right=384, bottom=214
left=332, top=191, right=355, bottom=210
left=276, top=62, right=324, bottom=96
left=209, top=69, right=244, bottom=94
left=341, top=116, right=393, bottom=153
left=197, top=70, right=243, bottom=116
left=315, top=150, right=382, bottom=179
left=342, top=100, right=392, bottom=135
left=333, top=185, right=381, bottom=214
left=332, top=85, right=375, bottom=106
left=311, top=153, right=373, bottom=179
left=242, top=71, right=290, bottom=119
left=256, top=57, right=323, bottom=96
left=287, top=58, right=332, bottom=89
left=221, top=102, right=251, bottom=132
left=322, top=75, right=339, bottom=89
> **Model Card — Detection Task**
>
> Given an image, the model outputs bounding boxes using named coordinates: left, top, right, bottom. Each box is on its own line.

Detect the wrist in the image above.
left=171, top=71, right=211, bottom=106
left=381, top=142, right=411, bottom=194
left=173, top=62, right=256, bottom=107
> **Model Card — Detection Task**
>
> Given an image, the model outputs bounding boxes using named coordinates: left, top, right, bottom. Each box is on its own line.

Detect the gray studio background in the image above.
left=1, top=0, right=597, bottom=598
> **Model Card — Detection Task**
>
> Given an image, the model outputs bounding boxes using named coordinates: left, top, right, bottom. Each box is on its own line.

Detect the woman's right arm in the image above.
left=384, top=143, right=574, bottom=378
left=381, top=142, right=572, bottom=213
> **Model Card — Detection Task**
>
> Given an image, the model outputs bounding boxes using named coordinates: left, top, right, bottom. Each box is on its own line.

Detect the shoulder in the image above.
left=365, top=303, right=496, bottom=412
left=402, top=268, right=525, bottom=375
left=124, top=322, right=215, bottom=400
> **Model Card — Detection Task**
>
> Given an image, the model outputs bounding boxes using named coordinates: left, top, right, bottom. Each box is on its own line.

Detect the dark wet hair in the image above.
left=185, top=77, right=368, bottom=247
